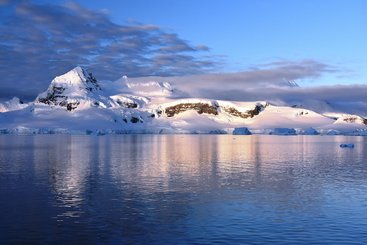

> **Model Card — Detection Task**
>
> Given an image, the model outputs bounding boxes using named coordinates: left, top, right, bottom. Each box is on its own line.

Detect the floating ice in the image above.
left=269, top=128, right=296, bottom=135
left=340, top=143, right=354, bottom=148
left=301, top=127, right=319, bottom=135
left=233, top=127, right=252, bottom=135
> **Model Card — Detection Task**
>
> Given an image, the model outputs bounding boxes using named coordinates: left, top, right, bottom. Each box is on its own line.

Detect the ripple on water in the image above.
left=0, top=135, right=367, bottom=244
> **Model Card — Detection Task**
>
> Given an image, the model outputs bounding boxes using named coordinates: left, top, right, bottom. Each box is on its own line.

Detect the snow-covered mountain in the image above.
left=111, top=75, right=187, bottom=99
left=0, top=67, right=366, bottom=135
left=0, top=97, right=28, bottom=113
left=286, top=80, right=300, bottom=88
left=35, top=66, right=116, bottom=111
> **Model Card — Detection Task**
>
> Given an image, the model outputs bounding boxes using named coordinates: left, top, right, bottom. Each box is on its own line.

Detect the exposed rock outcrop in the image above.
left=165, top=103, right=218, bottom=117
left=114, top=100, right=138, bottom=108
left=223, top=104, right=264, bottom=119
left=165, top=102, right=266, bottom=119
left=335, top=114, right=367, bottom=125
left=37, top=86, right=66, bottom=105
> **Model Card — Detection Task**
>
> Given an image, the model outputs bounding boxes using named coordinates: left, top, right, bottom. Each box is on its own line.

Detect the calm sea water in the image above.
left=0, top=135, right=367, bottom=244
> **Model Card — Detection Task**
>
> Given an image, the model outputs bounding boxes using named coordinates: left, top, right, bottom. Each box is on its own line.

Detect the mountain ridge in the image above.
left=0, top=66, right=366, bottom=135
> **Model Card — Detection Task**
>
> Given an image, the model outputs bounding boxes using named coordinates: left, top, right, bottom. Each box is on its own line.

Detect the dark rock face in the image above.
left=165, top=103, right=218, bottom=117
left=124, top=103, right=138, bottom=108
left=343, top=117, right=358, bottom=123
left=66, top=102, right=80, bottom=111
left=223, top=104, right=264, bottom=119
left=130, top=117, right=140, bottom=123
left=130, top=116, right=143, bottom=123
left=115, top=100, right=138, bottom=108
left=37, top=85, right=80, bottom=111
left=37, top=86, right=66, bottom=105
left=164, top=102, right=266, bottom=119
left=342, top=116, right=367, bottom=124
left=84, top=72, right=101, bottom=92
left=298, top=111, right=309, bottom=116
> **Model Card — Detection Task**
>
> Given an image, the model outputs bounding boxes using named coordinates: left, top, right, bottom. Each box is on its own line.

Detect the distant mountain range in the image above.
left=0, top=67, right=366, bottom=135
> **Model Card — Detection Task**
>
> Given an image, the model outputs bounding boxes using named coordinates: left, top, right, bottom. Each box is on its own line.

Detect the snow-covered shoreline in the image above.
left=1, top=67, right=366, bottom=135
left=1, top=127, right=366, bottom=136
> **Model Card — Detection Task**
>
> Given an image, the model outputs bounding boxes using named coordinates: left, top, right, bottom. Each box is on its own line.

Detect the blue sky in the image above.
left=50, top=0, right=367, bottom=85
left=0, top=0, right=366, bottom=100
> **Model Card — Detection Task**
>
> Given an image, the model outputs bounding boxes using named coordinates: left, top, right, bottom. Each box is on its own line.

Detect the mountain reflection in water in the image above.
left=0, top=135, right=366, bottom=244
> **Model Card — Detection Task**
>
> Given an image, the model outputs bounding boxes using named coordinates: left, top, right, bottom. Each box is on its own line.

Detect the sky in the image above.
left=66, top=0, right=367, bottom=72
left=0, top=0, right=367, bottom=103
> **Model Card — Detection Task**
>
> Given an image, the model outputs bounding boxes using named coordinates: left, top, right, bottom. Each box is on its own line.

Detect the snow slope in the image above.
left=35, top=66, right=117, bottom=111
left=0, top=67, right=366, bottom=135
left=0, top=97, right=28, bottom=113
left=113, top=75, right=185, bottom=98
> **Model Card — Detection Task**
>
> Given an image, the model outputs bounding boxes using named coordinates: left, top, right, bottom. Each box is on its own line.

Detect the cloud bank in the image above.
left=0, top=1, right=217, bottom=100
left=123, top=60, right=366, bottom=116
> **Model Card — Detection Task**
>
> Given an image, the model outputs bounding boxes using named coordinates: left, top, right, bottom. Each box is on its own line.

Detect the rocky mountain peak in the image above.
left=35, top=67, right=104, bottom=111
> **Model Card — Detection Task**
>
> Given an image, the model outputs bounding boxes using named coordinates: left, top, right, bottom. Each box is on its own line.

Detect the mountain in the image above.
left=286, top=80, right=300, bottom=88
left=0, top=97, right=28, bottom=113
left=35, top=66, right=114, bottom=111
left=113, top=75, right=186, bottom=99
left=0, top=67, right=366, bottom=135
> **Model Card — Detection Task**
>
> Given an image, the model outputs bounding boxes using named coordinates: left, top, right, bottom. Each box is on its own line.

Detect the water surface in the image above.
left=0, top=135, right=367, bottom=244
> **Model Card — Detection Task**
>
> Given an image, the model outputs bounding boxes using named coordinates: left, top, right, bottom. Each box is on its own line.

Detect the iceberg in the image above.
left=209, top=129, right=228, bottom=134
left=300, top=127, right=319, bottom=135
left=269, top=128, right=296, bottom=135
left=233, top=127, right=252, bottom=135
